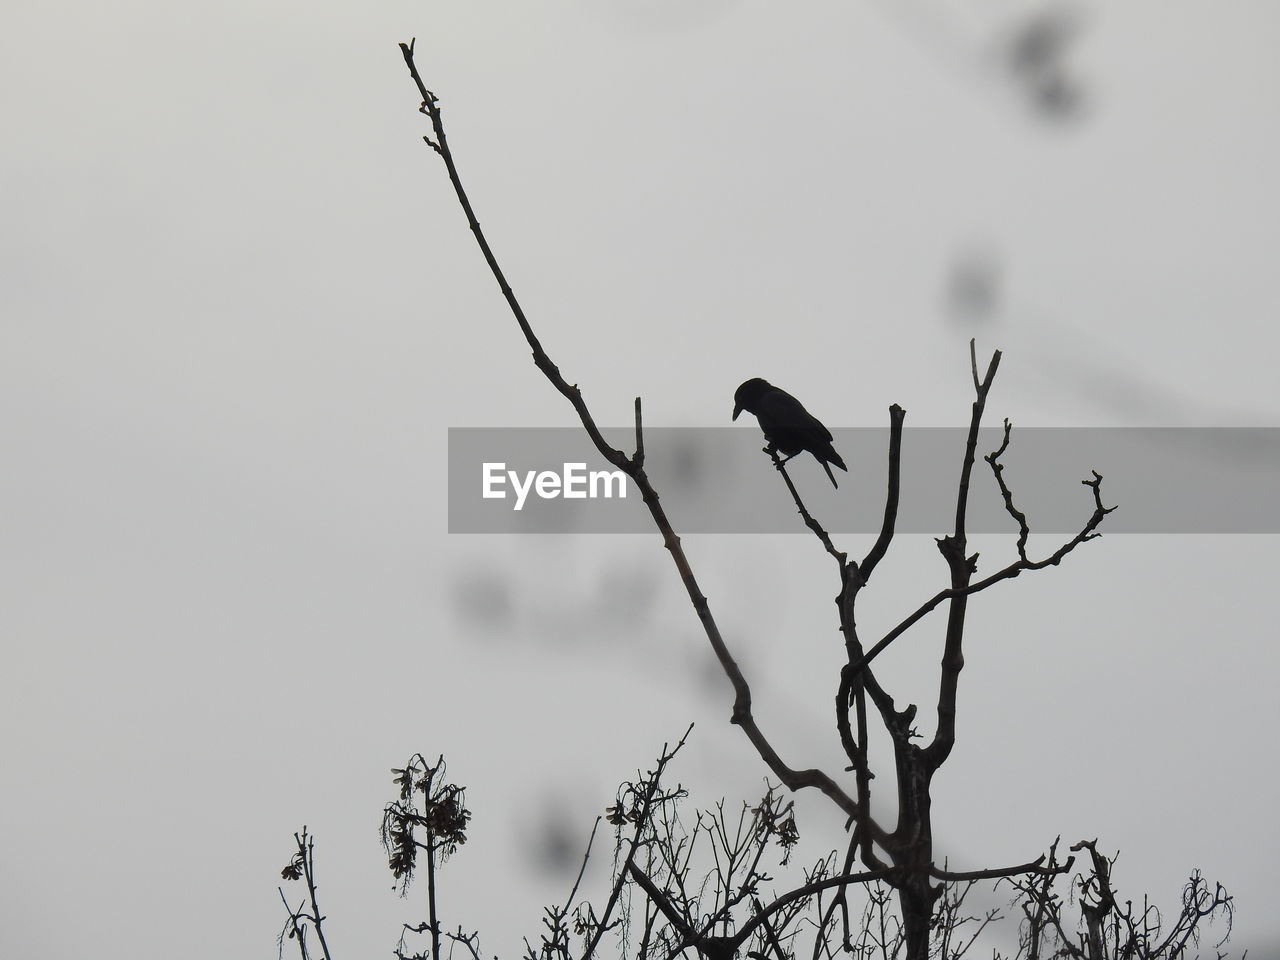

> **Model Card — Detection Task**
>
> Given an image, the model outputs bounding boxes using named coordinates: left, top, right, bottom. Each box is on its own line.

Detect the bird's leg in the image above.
left=765, top=443, right=799, bottom=468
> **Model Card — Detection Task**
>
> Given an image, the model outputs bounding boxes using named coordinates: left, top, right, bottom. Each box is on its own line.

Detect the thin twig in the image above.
left=764, top=445, right=844, bottom=562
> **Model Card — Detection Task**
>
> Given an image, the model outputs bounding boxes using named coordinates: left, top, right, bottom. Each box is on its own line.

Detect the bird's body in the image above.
left=732, top=378, right=847, bottom=488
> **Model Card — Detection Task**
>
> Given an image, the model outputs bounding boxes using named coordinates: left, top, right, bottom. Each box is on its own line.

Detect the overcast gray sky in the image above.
left=3, top=1, right=1278, bottom=957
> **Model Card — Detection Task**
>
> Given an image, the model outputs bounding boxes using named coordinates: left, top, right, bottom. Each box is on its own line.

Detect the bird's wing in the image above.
left=757, top=390, right=835, bottom=443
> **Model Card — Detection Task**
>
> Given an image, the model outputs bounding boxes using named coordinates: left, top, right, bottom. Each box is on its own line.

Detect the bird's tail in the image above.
left=824, top=449, right=847, bottom=489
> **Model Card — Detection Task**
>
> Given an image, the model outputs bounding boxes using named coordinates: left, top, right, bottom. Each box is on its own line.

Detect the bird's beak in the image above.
left=732, top=404, right=743, bottom=421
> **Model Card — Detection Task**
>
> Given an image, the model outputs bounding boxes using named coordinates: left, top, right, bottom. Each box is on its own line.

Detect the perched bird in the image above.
left=732, top=378, right=848, bottom=488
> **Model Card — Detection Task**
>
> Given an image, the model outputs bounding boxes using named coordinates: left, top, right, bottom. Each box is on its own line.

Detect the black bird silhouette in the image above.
left=732, top=378, right=848, bottom=488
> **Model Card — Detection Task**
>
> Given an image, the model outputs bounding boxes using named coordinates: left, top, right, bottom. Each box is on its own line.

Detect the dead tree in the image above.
left=391, top=39, right=1238, bottom=960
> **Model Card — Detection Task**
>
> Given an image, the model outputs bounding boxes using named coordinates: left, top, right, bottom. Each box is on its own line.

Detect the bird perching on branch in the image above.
left=732, top=378, right=848, bottom=489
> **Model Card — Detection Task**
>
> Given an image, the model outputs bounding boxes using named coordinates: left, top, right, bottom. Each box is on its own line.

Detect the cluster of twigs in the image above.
left=520, top=733, right=976, bottom=960
left=276, top=744, right=1237, bottom=960
left=1004, top=839, right=1239, bottom=960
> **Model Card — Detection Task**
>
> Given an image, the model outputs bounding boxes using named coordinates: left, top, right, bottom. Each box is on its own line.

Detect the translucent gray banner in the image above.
left=448, top=427, right=1280, bottom=534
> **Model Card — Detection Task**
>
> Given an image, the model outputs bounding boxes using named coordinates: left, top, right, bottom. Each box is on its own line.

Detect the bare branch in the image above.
left=930, top=854, right=1074, bottom=882
left=737, top=867, right=900, bottom=943
left=985, top=419, right=1032, bottom=560
left=859, top=403, right=907, bottom=581
left=634, top=397, right=645, bottom=469
left=398, top=40, right=861, bottom=827
left=764, top=444, right=843, bottom=563
left=559, top=817, right=601, bottom=930
left=847, top=466, right=1114, bottom=686
left=954, top=342, right=1002, bottom=540
left=924, top=343, right=1002, bottom=771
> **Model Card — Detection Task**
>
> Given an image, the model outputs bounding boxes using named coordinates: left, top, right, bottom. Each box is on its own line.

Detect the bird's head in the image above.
left=732, top=378, right=772, bottom=420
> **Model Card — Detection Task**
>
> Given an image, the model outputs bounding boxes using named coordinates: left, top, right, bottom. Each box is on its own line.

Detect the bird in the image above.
left=732, top=378, right=847, bottom=488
